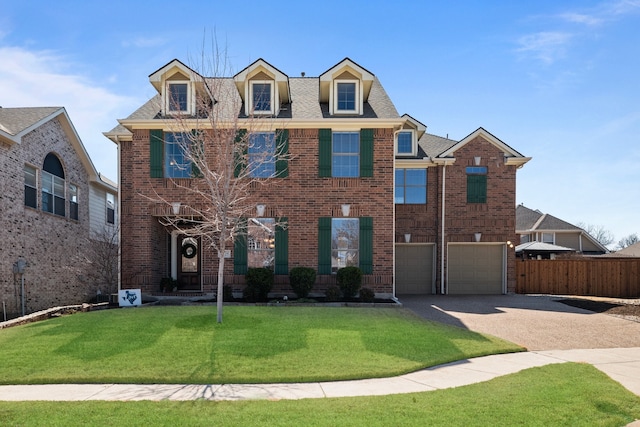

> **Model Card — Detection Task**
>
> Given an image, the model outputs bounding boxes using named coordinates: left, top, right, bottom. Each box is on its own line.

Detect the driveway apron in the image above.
left=399, top=294, right=640, bottom=351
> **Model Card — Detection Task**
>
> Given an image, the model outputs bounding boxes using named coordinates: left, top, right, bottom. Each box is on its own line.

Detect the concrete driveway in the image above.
left=399, top=294, right=640, bottom=350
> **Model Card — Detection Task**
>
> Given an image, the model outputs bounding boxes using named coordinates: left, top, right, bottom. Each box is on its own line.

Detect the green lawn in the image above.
left=0, top=305, right=522, bottom=384
left=0, top=363, right=638, bottom=426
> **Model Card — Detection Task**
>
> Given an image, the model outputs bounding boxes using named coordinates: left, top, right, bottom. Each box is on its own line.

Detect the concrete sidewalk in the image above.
left=0, top=347, right=638, bottom=401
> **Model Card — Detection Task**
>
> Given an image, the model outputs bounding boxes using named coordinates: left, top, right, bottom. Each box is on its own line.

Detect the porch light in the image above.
left=475, top=232, right=482, bottom=242
left=171, top=202, right=181, bottom=215
left=256, top=204, right=266, bottom=217
left=341, top=204, right=351, bottom=217
left=404, top=233, right=411, bottom=243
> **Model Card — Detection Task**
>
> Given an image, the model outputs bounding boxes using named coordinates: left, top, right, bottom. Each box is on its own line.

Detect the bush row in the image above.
left=240, top=266, right=375, bottom=303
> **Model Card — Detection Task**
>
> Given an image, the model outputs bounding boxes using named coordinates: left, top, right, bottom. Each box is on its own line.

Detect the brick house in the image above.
left=0, top=107, right=118, bottom=319
left=106, top=58, right=530, bottom=297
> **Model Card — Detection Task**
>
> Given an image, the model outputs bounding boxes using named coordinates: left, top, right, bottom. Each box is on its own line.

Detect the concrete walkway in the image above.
left=0, top=347, right=638, bottom=401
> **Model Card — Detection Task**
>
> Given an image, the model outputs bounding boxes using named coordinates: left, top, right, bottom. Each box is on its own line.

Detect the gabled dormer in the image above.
left=319, top=58, right=375, bottom=116
left=149, top=59, right=212, bottom=116
left=396, top=114, right=427, bottom=157
left=233, top=59, right=290, bottom=116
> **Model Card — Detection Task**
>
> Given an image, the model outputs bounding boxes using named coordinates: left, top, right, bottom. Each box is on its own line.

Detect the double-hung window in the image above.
left=466, top=166, right=487, bottom=203
left=24, top=165, right=37, bottom=208
left=106, top=193, right=115, bottom=224
left=318, top=217, right=373, bottom=275
left=164, top=132, right=192, bottom=178
left=395, top=169, right=427, bottom=204
left=251, top=81, right=273, bottom=114
left=249, top=132, right=276, bottom=178
left=167, top=83, right=188, bottom=113
left=332, top=132, right=360, bottom=177
left=69, top=184, right=79, bottom=220
left=331, top=218, right=359, bottom=273
left=247, top=218, right=275, bottom=268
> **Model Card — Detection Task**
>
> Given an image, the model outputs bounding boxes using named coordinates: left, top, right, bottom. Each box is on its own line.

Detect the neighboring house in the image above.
left=105, top=58, right=530, bottom=297
left=0, top=107, right=118, bottom=319
left=600, top=241, right=640, bottom=258
left=516, top=204, right=608, bottom=256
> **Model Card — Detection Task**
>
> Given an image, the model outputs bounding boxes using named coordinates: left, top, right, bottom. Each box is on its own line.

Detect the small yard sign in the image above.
left=119, top=289, right=142, bottom=307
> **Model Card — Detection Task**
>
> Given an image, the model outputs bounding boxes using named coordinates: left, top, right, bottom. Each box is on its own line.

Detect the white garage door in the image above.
left=395, top=244, right=434, bottom=294
left=448, top=244, right=504, bottom=294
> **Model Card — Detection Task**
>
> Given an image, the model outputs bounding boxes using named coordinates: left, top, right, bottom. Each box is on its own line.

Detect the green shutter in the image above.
left=150, top=129, right=164, bottom=178
left=234, top=129, right=247, bottom=178
left=359, top=217, right=373, bottom=274
left=318, top=129, right=332, bottom=177
left=191, top=129, right=204, bottom=178
left=275, top=129, right=289, bottom=178
left=275, top=217, right=288, bottom=275
left=360, top=129, right=374, bottom=177
left=234, top=218, right=248, bottom=275
left=318, top=217, right=332, bottom=274
left=467, top=175, right=487, bottom=203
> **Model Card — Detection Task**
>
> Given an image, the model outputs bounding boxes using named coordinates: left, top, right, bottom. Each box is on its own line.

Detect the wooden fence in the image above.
left=516, top=258, right=640, bottom=298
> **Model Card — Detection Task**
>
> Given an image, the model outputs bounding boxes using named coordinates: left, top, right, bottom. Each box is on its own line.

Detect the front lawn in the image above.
left=0, top=363, right=638, bottom=426
left=0, top=305, right=522, bottom=384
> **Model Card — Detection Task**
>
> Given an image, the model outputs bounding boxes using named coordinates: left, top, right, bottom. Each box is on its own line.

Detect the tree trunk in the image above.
left=216, top=246, right=225, bottom=323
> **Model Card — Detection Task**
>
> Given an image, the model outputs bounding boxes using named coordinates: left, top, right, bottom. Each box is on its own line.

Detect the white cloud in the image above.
left=121, top=36, right=166, bottom=48
left=516, top=32, right=573, bottom=64
left=0, top=45, right=138, bottom=179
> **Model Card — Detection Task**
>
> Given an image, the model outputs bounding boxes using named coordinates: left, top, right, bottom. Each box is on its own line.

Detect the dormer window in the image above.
left=250, top=81, right=274, bottom=114
left=396, top=130, right=416, bottom=156
left=336, top=81, right=357, bottom=112
left=168, top=83, right=188, bottom=112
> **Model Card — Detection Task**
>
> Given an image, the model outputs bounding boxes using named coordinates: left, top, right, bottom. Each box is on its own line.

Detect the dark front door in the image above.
left=178, top=236, right=201, bottom=290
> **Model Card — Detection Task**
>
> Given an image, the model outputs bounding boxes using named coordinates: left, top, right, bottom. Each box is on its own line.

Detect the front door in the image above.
left=178, top=236, right=201, bottom=290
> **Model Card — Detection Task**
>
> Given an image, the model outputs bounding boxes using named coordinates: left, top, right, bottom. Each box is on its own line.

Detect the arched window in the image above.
left=42, top=153, right=65, bottom=216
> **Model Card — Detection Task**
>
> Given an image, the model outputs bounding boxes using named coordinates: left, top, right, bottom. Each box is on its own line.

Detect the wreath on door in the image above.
left=182, top=242, right=197, bottom=259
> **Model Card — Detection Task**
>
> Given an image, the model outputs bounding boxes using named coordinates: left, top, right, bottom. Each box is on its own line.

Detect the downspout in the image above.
left=115, top=135, right=122, bottom=292
left=440, top=164, right=447, bottom=295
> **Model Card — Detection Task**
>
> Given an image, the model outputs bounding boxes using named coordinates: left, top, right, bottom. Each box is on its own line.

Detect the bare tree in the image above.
left=616, top=233, right=639, bottom=250
left=74, top=225, right=119, bottom=299
left=146, top=46, right=288, bottom=323
left=577, top=222, right=615, bottom=247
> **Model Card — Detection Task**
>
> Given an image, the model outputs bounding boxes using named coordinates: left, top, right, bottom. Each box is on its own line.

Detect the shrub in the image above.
left=245, top=267, right=274, bottom=301
left=324, top=285, right=342, bottom=302
left=223, top=285, right=234, bottom=302
left=359, top=287, right=375, bottom=303
left=289, top=267, right=316, bottom=299
left=337, top=266, right=362, bottom=300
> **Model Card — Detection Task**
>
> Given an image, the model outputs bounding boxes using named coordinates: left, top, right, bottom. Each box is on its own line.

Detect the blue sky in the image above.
left=1, top=0, right=639, bottom=244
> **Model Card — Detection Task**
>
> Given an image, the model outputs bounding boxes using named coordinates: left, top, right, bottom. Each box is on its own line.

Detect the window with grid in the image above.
left=69, top=184, right=78, bottom=220
left=164, top=132, right=192, bottom=178
left=168, top=83, right=188, bottom=112
left=251, top=82, right=272, bottom=113
left=395, top=168, right=427, bottom=204
left=42, top=153, right=65, bottom=216
left=248, top=132, right=276, bottom=178
left=332, top=132, right=360, bottom=177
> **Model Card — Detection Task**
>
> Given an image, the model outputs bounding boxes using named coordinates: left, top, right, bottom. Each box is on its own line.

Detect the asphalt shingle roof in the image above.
left=0, top=107, right=61, bottom=136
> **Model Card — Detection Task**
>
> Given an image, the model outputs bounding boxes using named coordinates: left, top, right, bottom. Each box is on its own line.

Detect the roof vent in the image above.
left=300, top=72, right=305, bottom=77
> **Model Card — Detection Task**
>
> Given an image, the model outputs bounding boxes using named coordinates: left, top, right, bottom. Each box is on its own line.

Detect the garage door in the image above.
left=448, top=244, right=504, bottom=294
left=395, top=244, right=434, bottom=294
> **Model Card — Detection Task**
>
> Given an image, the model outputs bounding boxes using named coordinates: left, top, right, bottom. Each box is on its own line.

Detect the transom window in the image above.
left=395, top=169, right=427, bottom=204
left=42, top=153, right=65, bottom=216
left=168, top=83, right=188, bottom=112
left=332, top=218, right=359, bottom=273
left=336, top=82, right=356, bottom=112
left=251, top=82, right=273, bottom=114
left=396, top=131, right=414, bottom=155
left=332, top=132, right=360, bottom=177
left=248, top=218, right=275, bottom=268
left=24, top=165, right=37, bottom=208
left=466, top=166, right=487, bottom=204
left=248, top=132, right=276, bottom=178
left=164, top=132, right=192, bottom=178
